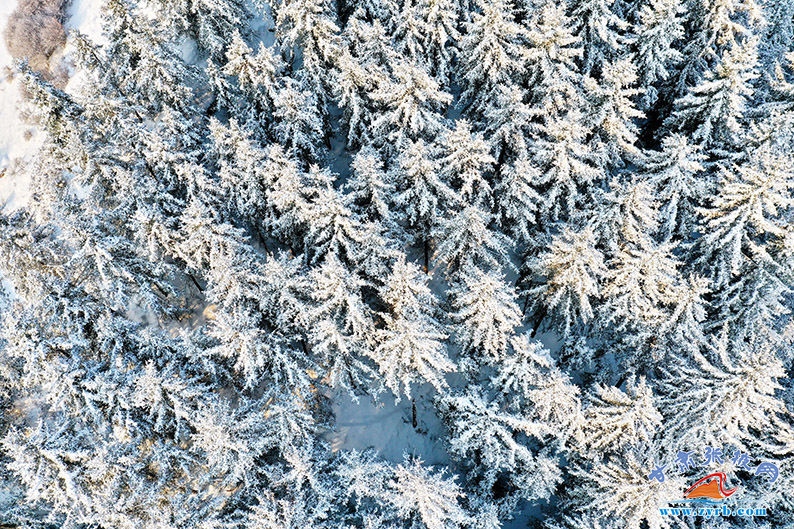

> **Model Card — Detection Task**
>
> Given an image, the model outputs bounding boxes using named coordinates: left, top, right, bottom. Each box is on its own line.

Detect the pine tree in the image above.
left=392, top=139, right=457, bottom=268
left=152, top=0, right=251, bottom=59
left=631, top=0, right=685, bottom=107
left=436, top=387, right=562, bottom=503
left=599, top=242, right=681, bottom=333
left=530, top=112, right=603, bottom=223
left=370, top=61, right=452, bottom=155
left=525, top=3, right=584, bottom=118
left=449, top=268, right=522, bottom=363
left=483, top=84, right=539, bottom=164
left=333, top=46, right=383, bottom=147
left=387, top=457, right=470, bottom=529
left=585, top=58, right=644, bottom=164
left=657, top=275, right=711, bottom=359
left=101, top=0, right=196, bottom=113
left=492, top=333, right=584, bottom=446
left=221, top=31, right=283, bottom=128
left=659, top=332, right=788, bottom=449
left=528, top=227, right=607, bottom=335
left=642, top=133, right=707, bottom=241
left=493, top=156, right=541, bottom=242
left=569, top=0, right=627, bottom=75
left=422, top=0, right=461, bottom=86
left=695, top=147, right=793, bottom=289
left=588, top=179, right=660, bottom=253
left=274, top=0, right=342, bottom=84
left=307, top=254, right=376, bottom=392
left=439, top=120, right=495, bottom=207
left=300, top=165, right=370, bottom=266
left=345, top=147, right=397, bottom=224
left=273, top=77, right=326, bottom=163
left=393, top=1, right=429, bottom=65
left=760, top=0, right=794, bottom=66
left=669, top=37, right=760, bottom=149
left=372, top=258, right=453, bottom=398
left=210, top=117, right=271, bottom=226
left=458, top=0, right=527, bottom=115
left=565, top=450, right=685, bottom=529
left=434, top=205, right=512, bottom=278
left=581, top=377, right=663, bottom=455
left=679, top=0, right=762, bottom=87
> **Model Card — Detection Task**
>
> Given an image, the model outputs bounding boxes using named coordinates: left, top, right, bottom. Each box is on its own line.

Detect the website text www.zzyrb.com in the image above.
left=659, top=504, right=767, bottom=518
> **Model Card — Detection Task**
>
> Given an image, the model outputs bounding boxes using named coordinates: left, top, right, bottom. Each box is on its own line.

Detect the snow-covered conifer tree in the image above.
left=458, top=0, right=526, bottom=115
left=530, top=112, right=603, bottom=223
left=599, top=242, right=681, bottom=333
left=568, top=0, right=627, bottom=75
left=152, top=0, right=250, bottom=59
left=449, top=268, right=522, bottom=363
left=669, top=37, right=760, bottom=149
left=694, top=148, right=794, bottom=337
left=345, top=147, right=397, bottom=224
left=527, top=227, right=607, bottom=335
left=273, top=78, right=326, bottom=163
left=372, top=257, right=453, bottom=398
left=660, top=332, right=788, bottom=448
left=434, top=205, right=512, bottom=278
left=274, top=0, right=342, bottom=84
left=307, top=254, right=376, bottom=391
left=524, top=4, right=584, bottom=117
left=586, top=58, right=644, bottom=164
left=642, top=133, right=707, bottom=240
left=581, top=376, right=663, bottom=455
left=392, top=139, right=457, bottom=269
left=436, top=387, right=562, bottom=504
left=371, top=61, right=452, bottom=155
left=221, top=32, right=283, bottom=131
left=679, top=0, right=762, bottom=87
left=439, top=120, right=495, bottom=207
left=493, top=156, right=541, bottom=241
left=631, top=0, right=685, bottom=107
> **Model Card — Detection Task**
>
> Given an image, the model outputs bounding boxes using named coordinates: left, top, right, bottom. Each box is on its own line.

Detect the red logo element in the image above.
left=684, top=473, right=738, bottom=500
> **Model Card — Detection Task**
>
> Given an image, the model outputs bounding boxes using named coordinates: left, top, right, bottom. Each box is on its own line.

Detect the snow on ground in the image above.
left=0, top=0, right=41, bottom=211
left=326, top=384, right=450, bottom=466
left=64, top=0, right=106, bottom=45
left=0, top=0, right=109, bottom=212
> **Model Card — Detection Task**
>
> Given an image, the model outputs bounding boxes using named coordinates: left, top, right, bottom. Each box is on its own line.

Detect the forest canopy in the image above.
left=1, top=0, right=794, bottom=528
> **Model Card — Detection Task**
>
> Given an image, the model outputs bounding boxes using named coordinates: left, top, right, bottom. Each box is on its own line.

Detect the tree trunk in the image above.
left=411, top=399, right=418, bottom=429
left=531, top=306, right=546, bottom=337
left=188, top=273, right=203, bottom=292
left=423, top=238, right=429, bottom=274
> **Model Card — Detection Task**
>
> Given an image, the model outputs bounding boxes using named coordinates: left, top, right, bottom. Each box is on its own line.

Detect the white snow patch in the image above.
left=0, top=0, right=42, bottom=211
left=327, top=387, right=450, bottom=466
left=0, top=0, right=15, bottom=69
left=65, top=0, right=108, bottom=46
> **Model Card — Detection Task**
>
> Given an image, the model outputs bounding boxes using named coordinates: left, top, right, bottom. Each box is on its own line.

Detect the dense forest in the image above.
left=1, top=0, right=794, bottom=527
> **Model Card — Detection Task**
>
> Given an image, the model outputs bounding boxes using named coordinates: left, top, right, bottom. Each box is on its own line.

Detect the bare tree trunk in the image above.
left=188, top=273, right=203, bottom=292
left=423, top=239, right=429, bottom=274
left=531, top=306, right=546, bottom=337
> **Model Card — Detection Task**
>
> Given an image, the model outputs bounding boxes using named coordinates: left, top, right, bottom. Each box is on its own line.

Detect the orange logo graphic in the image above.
left=683, top=473, right=738, bottom=501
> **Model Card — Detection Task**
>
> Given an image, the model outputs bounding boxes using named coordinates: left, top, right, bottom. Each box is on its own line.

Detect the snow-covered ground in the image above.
left=0, top=0, right=108, bottom=212
left=65, top=0, right=106, bottom=45
left=0, top=0, right=40, bottom=210
left=327, top=385, right=450, bottom=465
